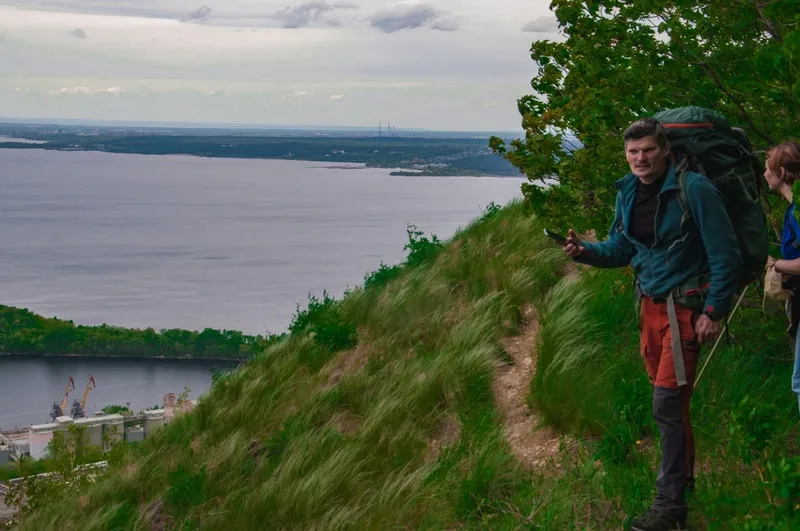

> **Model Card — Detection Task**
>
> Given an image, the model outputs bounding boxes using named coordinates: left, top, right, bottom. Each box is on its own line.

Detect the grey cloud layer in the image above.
left=180, top=5, right=212, bottom=23
left=5, top=1, right=462, bottom=32
left=521, top=16, right=558, bottom=33
left=5, top=0, right=186, bottom=20
left=68, top=28, right=87, bottom=39
left=0, top=1, right=546, bottom=130
left=367, top=3, right=459, bottom=33
left=272, top=2, right=358, bottom=29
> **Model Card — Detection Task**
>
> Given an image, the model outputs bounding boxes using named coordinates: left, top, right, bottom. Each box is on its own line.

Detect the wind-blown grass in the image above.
left=17, top=200, right=800, bottom=530
left=533, top=267, right=800, bottom=529
left=19, top=200, right=570, bottom=530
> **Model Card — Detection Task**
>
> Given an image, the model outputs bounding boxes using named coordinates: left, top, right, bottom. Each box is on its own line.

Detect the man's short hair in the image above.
left=623, top=118, right=669, bottom=148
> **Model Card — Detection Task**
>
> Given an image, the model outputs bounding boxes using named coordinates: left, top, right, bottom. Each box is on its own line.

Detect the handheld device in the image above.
left=543, top=228, right=568, bottom=245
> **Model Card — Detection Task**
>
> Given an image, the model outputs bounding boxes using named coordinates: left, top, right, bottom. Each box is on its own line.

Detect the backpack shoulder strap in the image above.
left=675, top=167, right=695, bottom=231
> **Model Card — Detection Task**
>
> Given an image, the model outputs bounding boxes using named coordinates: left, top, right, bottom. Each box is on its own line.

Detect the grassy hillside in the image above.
left=15, top=200, right=800, bottom=530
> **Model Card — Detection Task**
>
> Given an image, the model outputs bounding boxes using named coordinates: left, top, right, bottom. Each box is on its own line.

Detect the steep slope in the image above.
left=21, top=200, right=573, bottom=530
left=20, top=199, right=800, bottom=530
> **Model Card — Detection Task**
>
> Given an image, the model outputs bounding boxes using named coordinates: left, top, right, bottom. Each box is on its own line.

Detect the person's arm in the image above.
left=569, top=192, right=637, bottom=268
left=685, top=177, right=742, bottom=317
left=775, top=258, right=800, bottom=276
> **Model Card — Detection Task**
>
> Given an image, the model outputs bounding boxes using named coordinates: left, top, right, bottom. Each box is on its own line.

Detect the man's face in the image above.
left=625, top=135, right=670, bottom=182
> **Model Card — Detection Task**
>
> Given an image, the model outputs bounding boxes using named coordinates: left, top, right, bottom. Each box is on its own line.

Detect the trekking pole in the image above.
left=694, top=286, right=749, bottom=389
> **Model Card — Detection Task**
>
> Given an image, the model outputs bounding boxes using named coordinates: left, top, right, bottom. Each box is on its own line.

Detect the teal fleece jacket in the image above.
left=575, top=161, right=742, bottom=316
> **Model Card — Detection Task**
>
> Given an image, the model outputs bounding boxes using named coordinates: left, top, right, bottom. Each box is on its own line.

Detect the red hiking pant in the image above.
left=640, top=296, right=700, bottom=388
left=640, top=296, right=700, bottom=518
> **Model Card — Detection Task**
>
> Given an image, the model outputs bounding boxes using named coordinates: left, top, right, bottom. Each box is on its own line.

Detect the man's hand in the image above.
left=695, top=314, right=721, bottom=345
left=563, top=229, right=585, bottom=258
left=766, top=255, right=777, bottom=270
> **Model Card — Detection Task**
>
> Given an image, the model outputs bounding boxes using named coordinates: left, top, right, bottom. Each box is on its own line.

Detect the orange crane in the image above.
left=59, top=376, right=75, bottom=413
left=51, top=376, right=75, bottom=420
left=71, top=375, right=96, bottom=419
left=81, top=375, right=96, bottom=410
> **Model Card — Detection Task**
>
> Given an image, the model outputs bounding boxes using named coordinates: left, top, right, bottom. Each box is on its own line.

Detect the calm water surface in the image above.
left=0, top=356, right=236, bottom=429
left=0, top=149, right=523, bottom=427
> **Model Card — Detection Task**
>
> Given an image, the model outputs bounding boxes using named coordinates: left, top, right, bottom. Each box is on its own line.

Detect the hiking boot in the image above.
left=629, top=509, right=687, bottom=531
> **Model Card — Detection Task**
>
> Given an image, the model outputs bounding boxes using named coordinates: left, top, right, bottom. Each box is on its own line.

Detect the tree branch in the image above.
left=755, top=0, right=783, bottom=43
left=652, top=16, right=776, bottom=145
left=699, top=62, right=776, bottom=145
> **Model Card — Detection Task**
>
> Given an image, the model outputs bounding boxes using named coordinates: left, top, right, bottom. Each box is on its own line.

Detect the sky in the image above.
left=0, top=1, right=561, bottom=131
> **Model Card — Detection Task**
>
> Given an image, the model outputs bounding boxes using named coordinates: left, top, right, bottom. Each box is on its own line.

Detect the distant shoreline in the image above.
left=0, top=144, right=522, bottom=178
left=0, top=352, right=244, bottom=363
left=0, top=131, right=525, bottom=178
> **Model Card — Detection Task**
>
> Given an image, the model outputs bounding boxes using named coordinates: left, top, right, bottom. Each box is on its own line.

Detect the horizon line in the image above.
left=0, top=116, right=524, bottom=136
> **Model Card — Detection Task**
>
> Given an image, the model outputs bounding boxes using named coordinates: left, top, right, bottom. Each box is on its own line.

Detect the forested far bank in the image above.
left=0, top=131, right=523, bottom=177
left=0, top=306, right=284, bottom=360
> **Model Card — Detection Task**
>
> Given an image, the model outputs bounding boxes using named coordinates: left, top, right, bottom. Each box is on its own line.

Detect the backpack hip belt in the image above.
left=635, top=273, right=711, bottom=387
left=635, top=272, right=711, bottom=317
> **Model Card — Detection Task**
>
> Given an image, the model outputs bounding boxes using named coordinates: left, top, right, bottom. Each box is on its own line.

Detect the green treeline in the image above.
left=0, top=306, right=284, bottom=360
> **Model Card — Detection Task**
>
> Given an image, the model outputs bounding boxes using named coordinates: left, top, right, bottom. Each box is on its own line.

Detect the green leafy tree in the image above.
left=491, top=0, right=800, bottom=231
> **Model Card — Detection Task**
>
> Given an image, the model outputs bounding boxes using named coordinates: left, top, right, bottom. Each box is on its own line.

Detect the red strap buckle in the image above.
left=685, top=282, right=711, bottom=296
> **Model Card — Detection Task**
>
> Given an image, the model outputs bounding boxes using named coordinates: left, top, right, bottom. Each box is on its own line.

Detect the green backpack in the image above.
left=652, top=106, right=769, bottom=288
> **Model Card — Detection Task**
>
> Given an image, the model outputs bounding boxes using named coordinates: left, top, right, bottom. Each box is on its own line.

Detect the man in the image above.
left=563, top=118, right=742, bottom=530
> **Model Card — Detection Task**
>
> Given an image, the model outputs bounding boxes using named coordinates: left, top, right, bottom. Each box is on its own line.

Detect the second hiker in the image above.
left=762, top=141, right=800, bottom=412
left=562, top=117, right=742, bottom=531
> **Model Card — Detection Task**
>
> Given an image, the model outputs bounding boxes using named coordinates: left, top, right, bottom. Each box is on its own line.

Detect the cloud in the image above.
left=329, top=94, right=344, bottom=100
left=50, top=86, right=124, bottom=96
left=0, top=33, right=6, bottom=43
left=272, top=2, right=358, bottom=29
left=367, top=3, right=459, bottom=33
left=180, top=5, right=212, bottom=24
left=68, top=28, right=87, bottom=39
left=430, top=18, right=459, bottom=32
left=280, top=90, right=314, bottom=99
left=521, top=16, right=558, bottom=33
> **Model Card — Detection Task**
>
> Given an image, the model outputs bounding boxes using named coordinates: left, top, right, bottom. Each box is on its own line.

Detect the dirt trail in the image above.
left=494, top=305, right=565, bottom=469
left=493, top=264, right=583, bottom=470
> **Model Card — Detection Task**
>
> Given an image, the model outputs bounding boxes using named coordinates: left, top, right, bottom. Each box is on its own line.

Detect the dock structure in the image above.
left=2, top=393, right=193, bottom=461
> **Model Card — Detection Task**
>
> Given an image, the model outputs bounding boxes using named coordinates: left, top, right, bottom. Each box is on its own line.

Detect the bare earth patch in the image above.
left=323, top=334, right=371, bottom=390
left=424, top=413, right=462, bottom=463
left=331, top=410, right=362, bottom=437
left=492, top=259, right=587, bottom=470
left=0, top=494, right=14, bottom=526
left=140, top=496, right=173, bottom=531
left=494, top=304, right=566, bottom=470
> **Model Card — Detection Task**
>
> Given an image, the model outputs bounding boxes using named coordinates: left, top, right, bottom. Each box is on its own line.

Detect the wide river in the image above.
left=0, top=148, right=523, bottom=428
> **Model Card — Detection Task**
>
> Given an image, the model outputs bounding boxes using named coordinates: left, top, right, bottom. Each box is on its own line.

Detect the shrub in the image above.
left=363, top=262, right=402, bottom=291
left=289, top=290, right=357, bottom=353
left=403, top=224, right=443, bottom=267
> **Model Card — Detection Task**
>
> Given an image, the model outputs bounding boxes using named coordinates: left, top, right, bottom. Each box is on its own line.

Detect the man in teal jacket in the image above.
left=563, top=118, right=741, bottom=531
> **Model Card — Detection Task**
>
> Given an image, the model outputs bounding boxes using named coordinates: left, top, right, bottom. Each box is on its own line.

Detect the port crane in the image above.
left=50, top=376, right=75, bottom=421
left=70, top=375, right=96, bottom=419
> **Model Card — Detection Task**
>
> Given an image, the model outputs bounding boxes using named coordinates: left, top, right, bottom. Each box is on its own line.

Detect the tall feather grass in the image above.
left=19, top=199, right=800, bottom=530
left=533, top=266, right=800, bottom=528
left=20, top=200, right=569, bottom=530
